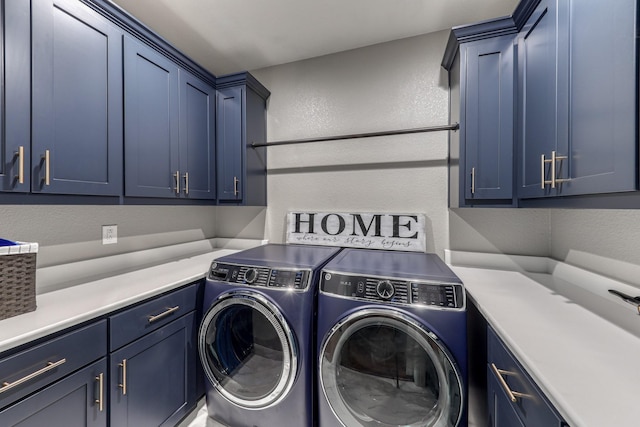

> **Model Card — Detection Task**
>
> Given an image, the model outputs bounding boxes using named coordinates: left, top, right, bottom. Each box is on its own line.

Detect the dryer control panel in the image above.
left=321, top=272, right=464, bottom=308
left=209, top=262, right=311, bottom=290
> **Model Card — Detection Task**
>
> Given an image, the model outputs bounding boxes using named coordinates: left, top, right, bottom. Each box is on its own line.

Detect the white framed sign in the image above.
left=286, top=212, right=427, bottom=252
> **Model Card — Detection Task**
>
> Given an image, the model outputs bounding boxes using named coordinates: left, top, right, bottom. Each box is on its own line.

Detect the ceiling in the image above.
left=111, top=0, right=519, bottom=76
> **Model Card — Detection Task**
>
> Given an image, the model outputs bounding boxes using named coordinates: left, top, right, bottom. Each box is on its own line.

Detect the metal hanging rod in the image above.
left=251, top=123, right=459, bottom=148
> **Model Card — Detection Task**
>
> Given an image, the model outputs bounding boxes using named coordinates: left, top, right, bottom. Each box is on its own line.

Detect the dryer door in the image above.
left=198, top=291, right=298, bottom=409
left=320, top=308, right=463, bottom=427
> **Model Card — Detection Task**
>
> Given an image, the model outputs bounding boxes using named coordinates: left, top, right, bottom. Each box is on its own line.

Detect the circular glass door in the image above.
left=198, top=291, right=298, bottom=409
left=320, top=309, right=463, bottom=427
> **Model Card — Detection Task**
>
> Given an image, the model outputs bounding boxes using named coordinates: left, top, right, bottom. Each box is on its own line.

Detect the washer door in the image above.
left=320, top=309, right=463, bottom=427
left=198, top=290, right=298, bottom=409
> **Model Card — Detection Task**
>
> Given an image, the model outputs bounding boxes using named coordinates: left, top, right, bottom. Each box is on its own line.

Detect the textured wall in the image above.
left=0, top=205, right=217, bottom=267
left=550, top=210, right=640, bottom=287
left=252, top=32, right=452, bottom=256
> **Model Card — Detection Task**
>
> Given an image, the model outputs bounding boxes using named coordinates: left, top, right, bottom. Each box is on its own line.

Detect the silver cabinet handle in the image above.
left=147, top=306, right=180, bottom=323
left=471, top=167, right=476, bottom=195
left=490, top=363, right=532, bottom=403
left=183, top=172, right=189, bottom=195
left=42, top=150, right=51, bottom=186
left=553, top=151, right=568, bottom=186
left=173, top=171, right=180, bottom=194
left=118, top=359, right=127, bottom=395
left=95, top=372, right=104, bottom=411
left=15, top=146, right=24, bottom=184
left=0, top=359, right=66, bottom=394
left=233, top=176, right=239, bottom=196
left=541, top=151, right=569, bottom=189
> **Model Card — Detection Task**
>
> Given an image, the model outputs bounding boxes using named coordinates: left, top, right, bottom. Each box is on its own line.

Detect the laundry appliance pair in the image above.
left=198, top=244, right=467, bottom=427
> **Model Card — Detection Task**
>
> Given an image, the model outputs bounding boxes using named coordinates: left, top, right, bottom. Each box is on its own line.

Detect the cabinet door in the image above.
left=216, top=87, right=244, bottom=202
left=463, top=35, right=515, bottom=201
left=110, top=312, right=197, bottom=427
left=487, top=364, right=525, bottom=427
left=559, top=0, right=636, bottom=196
left=516, top=0, right=560, bottom=198
left=124, top=36, right=180, bottom=198
left=32, top=0, right=123, bottom=195
left=0, top=0, right=30, bottom=192
left=0, top=358, right=107, bottom=427
left=179, top=71, right=216, bottom=200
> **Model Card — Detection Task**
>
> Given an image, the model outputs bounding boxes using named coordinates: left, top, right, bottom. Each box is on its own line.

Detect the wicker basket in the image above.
left=0, top=243, right=37, bottom=320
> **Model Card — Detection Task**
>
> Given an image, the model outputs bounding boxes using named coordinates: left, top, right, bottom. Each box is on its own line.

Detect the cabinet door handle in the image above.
left=553, top=151, right=568, bottom=186
left=233, top=176, right=239, bottom=196
left=183, top=172, right=189, bottom=195
left=42, top=150, right=51, bottom=186
left=95, top=372, right=104, bottom=412
left=541, top=153, right=554, bottom=189
left=490, top=363, right=532, bottom=403
left=147, top=305, right=180, bottom=323
left=173, top=171, right=180, bottom=194
left=15, top=146, right=24, bottom=184
left=0, top=358, right=66, bottom=394
left=471, top=167, right=476, bottom=195
left=118, top=359, right=127, bottom=395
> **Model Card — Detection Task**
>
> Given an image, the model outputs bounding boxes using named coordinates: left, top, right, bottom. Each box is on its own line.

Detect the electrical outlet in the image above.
left=102, top=225, right=117, bottom=245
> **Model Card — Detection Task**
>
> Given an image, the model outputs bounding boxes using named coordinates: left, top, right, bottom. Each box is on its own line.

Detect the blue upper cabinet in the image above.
left=216, top=86, right=244, bottom=202
left=442, top=18, right=517, bottom=207
left=179, top=71, right=216, bottom=200
left=516, top=0, right=559, bottom=198
left=31, top=0, right=123, bottom=196
left=124, top=36, right=180, bottom=198
left=216, top=73, right=269, bottom=206
left=0, top=1, right=30, bottom=193
left=462, top=35, right=515, bottom=204
left=124, top=37, right=216, bottom=200
left=517, top=0, right=637, bottom=199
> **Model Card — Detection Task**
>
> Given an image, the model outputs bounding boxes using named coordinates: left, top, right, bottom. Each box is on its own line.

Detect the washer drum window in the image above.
left=198, top=291, right=298, bottom=409
left=320, top=309, right=463, bottom=427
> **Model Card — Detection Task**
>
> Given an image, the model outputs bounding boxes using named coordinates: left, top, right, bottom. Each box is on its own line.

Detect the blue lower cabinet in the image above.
left=109, top=312, right=197, bottom=427
left=487, top=363, right=525, bottom=427
left=487, top=327, right=566, bottom=427
left=0, top=358, right=107, bottom=427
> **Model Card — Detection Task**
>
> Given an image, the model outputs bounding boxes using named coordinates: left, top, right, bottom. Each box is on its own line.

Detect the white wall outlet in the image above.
left=102, top=225, right=117, bottom=245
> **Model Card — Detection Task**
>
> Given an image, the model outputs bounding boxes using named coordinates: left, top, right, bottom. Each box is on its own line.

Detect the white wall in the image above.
left=550, top=210, right=640, bottom=287
left=251, top=31, right=551, bottom=258
left=0, top=205, right=217, bottom=267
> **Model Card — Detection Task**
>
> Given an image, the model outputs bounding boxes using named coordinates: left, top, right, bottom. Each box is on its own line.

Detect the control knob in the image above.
left=244, top=268, right=259, bottom=284
left=376, top=280, right=395, bottom=300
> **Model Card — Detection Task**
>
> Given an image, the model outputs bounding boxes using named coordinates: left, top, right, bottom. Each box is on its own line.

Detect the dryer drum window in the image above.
left=198, top=292, right=298, bottom=409
left=320, top=309, right=463, bottom=427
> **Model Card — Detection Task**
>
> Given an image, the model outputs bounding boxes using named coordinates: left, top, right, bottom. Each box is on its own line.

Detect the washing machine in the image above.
left=317, top=248, right=467, bottom=427
left=198, top=243, right=342, bottom=427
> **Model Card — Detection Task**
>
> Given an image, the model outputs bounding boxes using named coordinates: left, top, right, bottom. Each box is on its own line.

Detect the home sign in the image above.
left=286, top=212, right=426, bottom=252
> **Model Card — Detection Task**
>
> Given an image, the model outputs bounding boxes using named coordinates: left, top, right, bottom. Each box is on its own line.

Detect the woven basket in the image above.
left=0, top=249, right=37, bottom=320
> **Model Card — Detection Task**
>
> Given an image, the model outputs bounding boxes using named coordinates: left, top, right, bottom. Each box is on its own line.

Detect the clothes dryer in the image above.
left=317, top=248, right=467, bottom=427
left=198, top=244, right=342, bottom=426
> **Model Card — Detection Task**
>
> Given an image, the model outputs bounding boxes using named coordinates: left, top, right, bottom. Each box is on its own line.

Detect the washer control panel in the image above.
left=321, top=272, right=463, bottom=308
left=209, top=262, right=311, bottom=290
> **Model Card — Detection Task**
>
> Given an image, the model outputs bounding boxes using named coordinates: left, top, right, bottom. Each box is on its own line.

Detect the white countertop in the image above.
left=447, top=251, right=640, bottom=427
left=0, top=248, right=239, bottom=354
